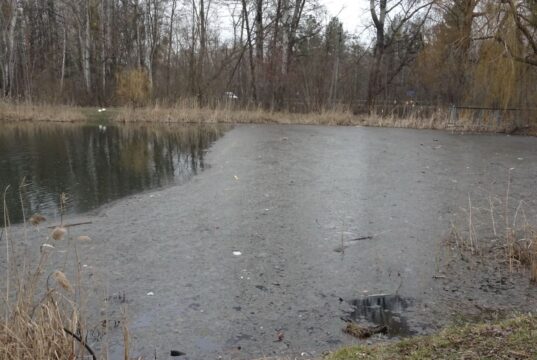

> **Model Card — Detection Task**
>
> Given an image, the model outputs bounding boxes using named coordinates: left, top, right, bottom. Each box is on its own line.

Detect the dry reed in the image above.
left=0, top=101, right=86, bottom=123
left=113, top=103, right=531, bottom=135
left=449, top=171, right=537, bottom=281
left=0, top=99, right=533, bottom=135
left=0, top=190, right=128, bottom=359
left=29, top=214, right=46, bottom=226
left=0, top=234, right=91, bottom=359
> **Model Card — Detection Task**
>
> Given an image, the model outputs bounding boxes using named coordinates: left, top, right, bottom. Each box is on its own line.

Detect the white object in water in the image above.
left=233, top=251, right=242, bottom=256
left=147, top=291, right=155, bottom=296
left=97, top=108, right=107, bottom=112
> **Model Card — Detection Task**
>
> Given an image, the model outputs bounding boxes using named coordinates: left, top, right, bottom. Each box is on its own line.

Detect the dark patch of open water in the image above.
left=0, top=123, right=228, bottom=223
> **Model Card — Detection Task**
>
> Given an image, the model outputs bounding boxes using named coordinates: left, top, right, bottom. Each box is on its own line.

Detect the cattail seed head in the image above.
left=29, top=214, right=46, bottom=226
left=53, top=271, right=74, bottom=293
left=51, top=227, right=67, bottom=241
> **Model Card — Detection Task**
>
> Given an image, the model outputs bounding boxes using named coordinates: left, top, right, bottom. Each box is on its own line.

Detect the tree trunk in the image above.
left=166, top=0, right=177, bottom=99
left=366, top=0, right=386, bottom=112
left=189, top=0, right=197, bottom=97
left=329, top=29, right=341, bottom=107
left=101, top=0, right=108, bottom=98
left=145, top=0, right=154, bottom=94
left=255, top=0, right=263, bottom=100
left=242, top=0, right=257, bottom=102
left=197, top=0, right=206, bottom=105
left=83, top=0, right=92, bottom=96
left=281, top=0, right=290, bottom=77
left=60, top=24, right=66, bottom=94
left=4, top=1, right=19, bottom=97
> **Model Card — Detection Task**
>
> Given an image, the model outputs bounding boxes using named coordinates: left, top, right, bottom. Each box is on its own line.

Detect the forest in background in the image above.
left=0, top=0, right=536, bottom=112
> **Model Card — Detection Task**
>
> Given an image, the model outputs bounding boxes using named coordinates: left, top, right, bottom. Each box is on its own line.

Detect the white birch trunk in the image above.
left=5, top=2, right=19, bottom=96
left=101, top=0, right=107, bottom=94
left=281, top=0, right=289, bottom=75
left=144, top=0, right=154, bottom=93
left=60, top=25, right=66, bottom=93
left=83, top=0, right=92, bottom=94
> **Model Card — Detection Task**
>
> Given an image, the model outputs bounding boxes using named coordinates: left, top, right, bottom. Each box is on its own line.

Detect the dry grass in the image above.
left=0, top=100, right=532, bottom=135
left=114, top=102, right=358, bottom=126
left=359, top=107, right=527, bottom=134
left=0, top=228, right=93, bottom=359
left=343, top=323, right=387, bottom=339
left=328, top=314, right=537, bottom=360
left=0, top=191, right=125, bottom=359
left=113, top=102, right=531, bottom=134
left=449, top=171, right=537, bottom=281
left=0, top=101, right=86, bottom=122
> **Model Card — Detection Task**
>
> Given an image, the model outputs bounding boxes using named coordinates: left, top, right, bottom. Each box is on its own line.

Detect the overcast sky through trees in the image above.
left=324, top=0, right=370, bottom=33
left=217, top=0, right=372, bottom=41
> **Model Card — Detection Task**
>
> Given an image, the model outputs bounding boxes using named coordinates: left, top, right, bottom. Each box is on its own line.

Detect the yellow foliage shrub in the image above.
left=116, top=68, right=150, bottom=107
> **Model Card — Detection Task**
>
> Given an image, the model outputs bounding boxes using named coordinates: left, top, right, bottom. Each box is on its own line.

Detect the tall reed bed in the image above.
left=0, top=99, right=531, bottom=135
left=114, top=100, right=357, bottom=125
left=0, top=189, right=127, bottom=359
left=114, top=102, right=527, bottom=135
left=450, top=169, right=537, bottom=281
left=0, top=101, right=86, bottom=123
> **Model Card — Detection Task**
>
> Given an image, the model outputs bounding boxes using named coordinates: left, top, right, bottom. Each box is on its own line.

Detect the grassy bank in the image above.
left=327, top=314, right=537, bottom=359
left=0, top=102, right=87, bottom=122
left=112, top=105, right=528, bottom=134
left=0, top=102, right=531, bottom=134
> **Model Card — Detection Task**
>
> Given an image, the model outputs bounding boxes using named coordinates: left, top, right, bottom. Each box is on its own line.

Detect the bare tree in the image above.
left=1, top=0, right=20, bottom=96
left=367, top=0, right=433, bottom=110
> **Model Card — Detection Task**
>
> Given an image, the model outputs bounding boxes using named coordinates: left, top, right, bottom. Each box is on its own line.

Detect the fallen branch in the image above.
left=47, top=221, right=93, bottom=229
left=63, top=327, right=97, bottom=360
left=349, top=236, right=374, bottom=241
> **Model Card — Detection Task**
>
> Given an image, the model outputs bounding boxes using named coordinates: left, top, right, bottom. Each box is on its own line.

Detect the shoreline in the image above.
left=0, top=102, right=534, bottom=135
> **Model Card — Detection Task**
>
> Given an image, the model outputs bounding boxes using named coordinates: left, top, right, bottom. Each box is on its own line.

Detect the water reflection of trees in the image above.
left=0, top=123, right=227, bottom=223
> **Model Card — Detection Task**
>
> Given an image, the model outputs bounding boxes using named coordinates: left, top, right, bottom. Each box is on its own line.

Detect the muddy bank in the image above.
left=6, top=124, right=537, bottom=359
